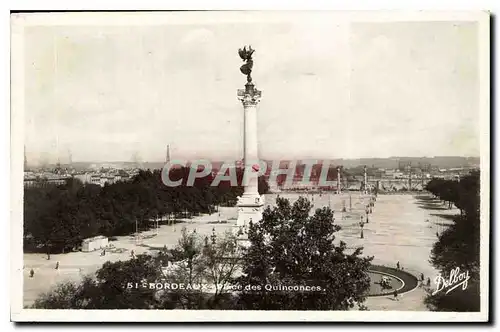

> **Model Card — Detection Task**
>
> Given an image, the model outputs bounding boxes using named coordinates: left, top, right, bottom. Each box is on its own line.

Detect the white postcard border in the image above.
left=10, top=10, right=490, bottom=322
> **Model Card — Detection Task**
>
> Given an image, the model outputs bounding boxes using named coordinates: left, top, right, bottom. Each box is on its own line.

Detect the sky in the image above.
left=21, top=13, right=481, bottom=164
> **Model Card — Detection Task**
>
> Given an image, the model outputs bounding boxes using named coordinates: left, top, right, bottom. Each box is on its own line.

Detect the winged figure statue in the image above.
left=238, top=46, right=255, bottom=83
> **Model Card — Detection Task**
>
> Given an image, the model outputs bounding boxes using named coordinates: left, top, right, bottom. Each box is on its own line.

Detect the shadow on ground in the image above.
left=415, top=203, right=449, bottom=211
left=413, top=195, right=439, bottom=201
left=429, top=213, right=457, bottom=222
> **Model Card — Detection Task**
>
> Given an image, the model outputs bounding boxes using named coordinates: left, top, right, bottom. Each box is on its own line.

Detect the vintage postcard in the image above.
left=10, top=11, right=490, bottom=322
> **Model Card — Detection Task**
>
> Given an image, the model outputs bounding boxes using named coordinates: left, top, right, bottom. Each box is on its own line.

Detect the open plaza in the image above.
left=23, top=192, right=456, bottom=310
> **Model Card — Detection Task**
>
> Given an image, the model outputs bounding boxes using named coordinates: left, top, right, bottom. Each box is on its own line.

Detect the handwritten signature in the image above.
left=432, top=267, right=470, bottom=296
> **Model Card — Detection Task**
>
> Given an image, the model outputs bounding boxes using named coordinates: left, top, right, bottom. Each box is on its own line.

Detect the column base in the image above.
left=236, top=193, right=265, bottom=227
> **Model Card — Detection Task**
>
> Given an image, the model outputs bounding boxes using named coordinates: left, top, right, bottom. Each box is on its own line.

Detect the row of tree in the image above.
left=32, top=197, right=373, bottom=310
left=425, top=171, right=481, bottom=312
left=24, top=167, right=269, bottom=256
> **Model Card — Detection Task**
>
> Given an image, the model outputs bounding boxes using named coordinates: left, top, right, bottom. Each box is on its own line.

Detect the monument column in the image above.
left=236, top=46, right=265, bottom=228
left=240, top=82, right=260, bottom=196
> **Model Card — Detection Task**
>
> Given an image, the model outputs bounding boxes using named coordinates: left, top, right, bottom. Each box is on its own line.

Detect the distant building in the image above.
left=24, top=171, right=71, bottom=188
left=73, top=171, right=128, bottom=187
left=23, top=172, right=37, bottom=187
left=73, top=173, right=92, bottom=184
left=100, top=176, right=116, bottom=186
left=90, top=175, right=101, bottom=186
left=81, top=236, right=108, bottom=252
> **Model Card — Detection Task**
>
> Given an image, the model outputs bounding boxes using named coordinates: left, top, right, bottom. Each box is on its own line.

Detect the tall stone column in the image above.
left=236, top=82, right=264, bottom=227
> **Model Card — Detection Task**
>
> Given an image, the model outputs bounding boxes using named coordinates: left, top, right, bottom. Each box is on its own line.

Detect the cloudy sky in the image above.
left=21, top=13, right=481, bottom=164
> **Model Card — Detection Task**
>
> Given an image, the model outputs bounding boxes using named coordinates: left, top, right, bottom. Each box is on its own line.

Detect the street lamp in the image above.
left=46, top=240, right=52, bottom=260
left=359, top=218, right=365, bottom=239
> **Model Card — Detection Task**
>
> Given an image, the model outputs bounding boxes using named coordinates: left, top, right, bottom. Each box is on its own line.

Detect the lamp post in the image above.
left=359, top=218, right=365, bottom=239
left=364, top=165, right=368, bottom=195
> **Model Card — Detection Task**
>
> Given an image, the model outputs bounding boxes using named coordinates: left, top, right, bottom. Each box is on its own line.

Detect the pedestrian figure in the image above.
left=420, top=273, right=424, bottom=281
left=393, top=290, right=399, bottom=301
left=131, top=250, right=135, bottom=258
left=55, top=261, right=59, bottom=270
left=163, top=245, right=167, bottom=253
left=427, top=277, right=431, bottom=287
left=397, top=261, right=400, bottom=270
left=29, top=269, right=34, bottom=278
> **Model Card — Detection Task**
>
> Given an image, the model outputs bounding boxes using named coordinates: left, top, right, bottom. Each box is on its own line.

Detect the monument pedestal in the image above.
left=236, top=193, right=265, bottom=227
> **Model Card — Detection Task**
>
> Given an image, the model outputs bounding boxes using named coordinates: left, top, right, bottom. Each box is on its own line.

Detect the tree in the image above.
left=24, top=165, right=251, bottom=254
left=87, top=254, right=165, bottom=309
left=175, top=227, right=205, bottom=288
left=424, top=270, right=480, bottom=312
left=31, top=255, right=164, bottom=309
left=32, top=280, right=81, bottom=309
left=234, top=196, right=373, bottom=310
left=31, top=229, right=242, bottom=310
left=158, top=229, right=241, bottom=309
left=426, top=170, right=481, bottom=312
left=201, top=230, right=241, bottom=307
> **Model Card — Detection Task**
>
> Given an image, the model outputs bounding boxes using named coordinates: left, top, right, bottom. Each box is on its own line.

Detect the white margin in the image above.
left=9, top=10, right=490, bottom=323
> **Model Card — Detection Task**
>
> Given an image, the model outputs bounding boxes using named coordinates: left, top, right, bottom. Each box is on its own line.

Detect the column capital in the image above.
left=238, top=92, right=261, bottom=106
left=237, top=83, right=262, bottom=106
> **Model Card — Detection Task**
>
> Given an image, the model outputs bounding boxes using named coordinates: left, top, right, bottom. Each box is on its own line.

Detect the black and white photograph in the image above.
left=10, top=11, right=490, bottom=322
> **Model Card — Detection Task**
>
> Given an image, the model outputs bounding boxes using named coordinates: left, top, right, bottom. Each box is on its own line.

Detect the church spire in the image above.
left=166, top=145, right=171, bottom=163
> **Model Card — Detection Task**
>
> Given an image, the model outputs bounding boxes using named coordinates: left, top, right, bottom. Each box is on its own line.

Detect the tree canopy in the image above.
left=24, top=167, right=268, bottom=256
left=425, top=171, right=481, bottom=312
left=234, top=196, right=373, bottom=310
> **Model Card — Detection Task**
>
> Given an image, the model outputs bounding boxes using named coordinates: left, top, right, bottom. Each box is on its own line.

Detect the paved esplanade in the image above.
left=265, top=192, right=456, bottom=310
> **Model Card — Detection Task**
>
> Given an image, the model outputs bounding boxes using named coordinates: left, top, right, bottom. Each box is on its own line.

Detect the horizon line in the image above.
left=31, top=155, right=481, bottom=165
